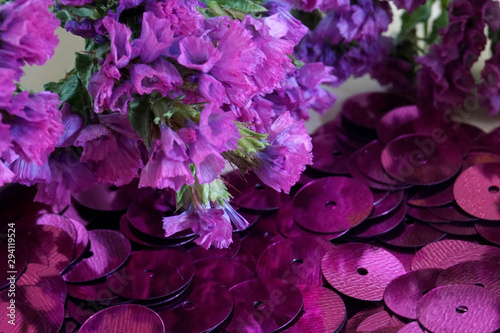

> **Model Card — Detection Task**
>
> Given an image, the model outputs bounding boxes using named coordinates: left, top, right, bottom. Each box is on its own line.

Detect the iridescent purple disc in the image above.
left=277, top=202, right=345, bottom=240
left=376, top=105, right=422, bottom=144
left=0, top=302, right=48, bottom=333
left=66, top=298, right=103, bottom=325
left=368, top=190, right=404, bottom=219
left=18, top=224, right=74, bottom=273
left=383, top=268, right=442, bottom=319
left=411, top=240, right=478, bottom=270
left=475, top=221, right=500, bottom=245
left=156, top=277, right=233, bottom=333
left=310, top=134, right=353, bottom=174
left=79, top=304, right=165, bottom=333
left=72, top=182, right=135, bottom=211
left=406, top=181, right=455, bottom=207
left=345, top=306, right=385, bottom=333
left=128, top=190, right=194, bottom=240
left=67, top=280, right=118, bottom=303
left=377, top=217, right=446, bottom=248
left=356, top=310, right=392, bottom=332
left=35, top=214, right=78, bottom=244
left=67, top=217, right=90, bottom=262
left=348, top=151, right=412, bottom=191
left=411, top=240, right=500, bottom=270
left=381, top=134, right=462, bottom=185
left=429, top=222, right=478, bottom=236
left=226, top=278, right=303, bottom=333
left=463, top=151, right=500, bottom=169
left=225, top=171, right=285, bottom=212
left=63, top=230, right=131, bottom=283
left=283, top=285, right=346, bottom=333
left=342, top=92, right=413, bottom=129
left=0, top=285, right=65, bottom=332
left=292, top=177, right=374, bottom=233
left=373, top=190, right=390, bottom=205
left=256, top=236, right=334, bottom=286
left=321, top=243, right=406, bottom=301
left=357, top=141, right=409, bottom=186
left=20, top=240, right=48, bottom=265
left=107, top=248, right=194, bottom=300
left=427, top=204, right=478, bottom=222
left=416, top=285, right=500, bottom=333
left=454, top=163, right=500, bottom=220
left=194, top=257, right=254, bottom=288
left=240, top=213, right=285, bottom=259
left=436, top=260, right=500, bottom=296
left=0, top=238, right=27, bottom=289
left=233, top=248, right=257, bottom=272
left=118, top=214, right=162, bottom=247
left=406, top=205, right=450, bottom=223
left=349, top=202, right=407, bottom=238
left=397, top=321, right=426, bottom=333
left=17, top=264, right=67, bottom=301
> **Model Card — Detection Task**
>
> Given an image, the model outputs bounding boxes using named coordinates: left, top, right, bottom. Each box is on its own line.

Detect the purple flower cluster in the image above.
left=46, top=0, right=319, bottom=247
left=0, top=0, right=62, bottom=187
left=294, top=0, right=392, bottom=86
left=416, top=0, right=500, bottom=112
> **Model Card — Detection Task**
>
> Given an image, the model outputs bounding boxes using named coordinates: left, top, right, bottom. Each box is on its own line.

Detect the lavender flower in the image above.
left=254, top=112, right=313, bottom=193
left=0, top=0, right=59, bottom=67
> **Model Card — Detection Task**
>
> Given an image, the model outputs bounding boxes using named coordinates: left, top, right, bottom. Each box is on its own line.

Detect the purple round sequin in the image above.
left=17, top=264, right=67, bottom=301
left=226, top=278, right=303, bottom=333
left=225, top=171, right=285, bottom=212
left=342, top=92, right=413, bottom=129
left=454, top=163, right=500, bottom=220
left=156, top=277, right=233, bottom=333
left=381, top=134, right=462, bottom=185
left=429, top=222, right=478, bottom=236
left=0, top=301, right=48, bottom=333
left=194, top=257, right=254, bottom=288
left=475, top=221, right=500, bottom=245
left=0, top=285, right=65, bottom=332
left=377, top=218, right=446, bottom=248
left=406, top=205, right=450, bottom=223
left=63, top=230, right=131, bottom=283
left=462, top=151, right=500, bottom=169
left=256, top=236, right=334, bottom=286
left=376, top=105, right=422, bottom=144
left=310, top=134, right=353, bottom=174
left=411, top=240, right=500, bottom=270
left=283, top=285, right=346, bottom=333
left=79, top=304, right=165, bottom=333
left=406, top=181, right=455, bottom=207
left=368, top=190, right=405, bottom=219
left=321, top=243, right=406, bottom=301
left=349, top=202, right=407, bottom=239
left=427, top=204, right=478, bottom=222
left=435, top=260, right=500, bottom=296
left=357, top=141, right=409, bottom=186
left=72, top=183, right=135, bottom=211
left=0, top=239, right=27, bottom=289
left=293, top=177, right=374, bottom=233
left=18, top=224, right=75, bottom=273
left=107, top=248, right=194, bottom=300
left=416, top=285, right=500, bottom=333
left=383, top=268, right=442, bottom=319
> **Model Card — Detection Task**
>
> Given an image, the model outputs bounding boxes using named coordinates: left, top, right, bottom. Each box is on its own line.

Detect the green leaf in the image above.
left=400, top=2, right=432, bottom=35
left=427, top=9, right=449, bottom=45
left=204, top=0, right=266, bottom=15
left=75, top=52, right=95, bottom=89
left=55, top=9, right=72, bottom=27
left=58, top=74, right=80, bottom=102
left=70, top=7, right=101, bottom=20
left=129, top=98, right=154, bottom=148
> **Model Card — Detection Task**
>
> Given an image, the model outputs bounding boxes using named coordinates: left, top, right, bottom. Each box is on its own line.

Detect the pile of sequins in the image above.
left=1, top=91, right=500, bottom=333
